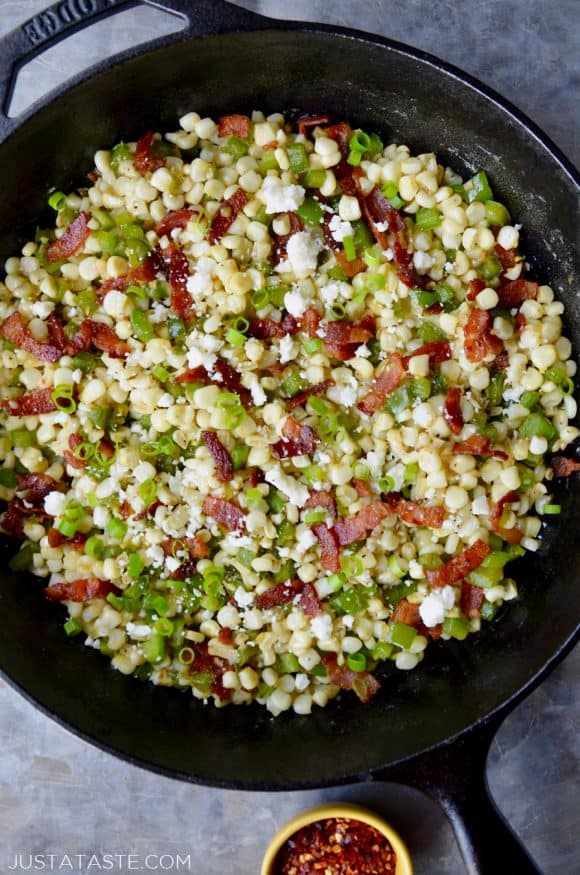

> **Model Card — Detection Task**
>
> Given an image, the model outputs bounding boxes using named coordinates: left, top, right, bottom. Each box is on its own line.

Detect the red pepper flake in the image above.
left=201, top=430, right=234, bottom=482
left=203, top=496, right=246, bottom=532
left=44, top=578, right=116, bottom=602
left=426, top=539, right=492, bottom=587
left=134, top=131, right=166, bottom=175
left=188, top=640, right=233, bottom=700
left=208, top=188, right=249, bottom=245
left=1, top=387, right=56, bottom=416
left=402, top=340, right=451, bottom=369
left=160, top=536, right=209, bottom=559
left=312, top=523, right=341, bottom=572
left=272, top=415, right=317, bottom=459
left=286, top=379, right=335, bottom=411
left=0, top=312, right=62, bottom=363
left=443, top=386, right=464, bottom=435
left=460, top=582, right=485, bottom=618
left=466, top=278, right=486, bottom=301
left=297, top=114, right=333, bottom=138
left=256, top=578, right=303, bottom=610
left=383, top=492, right=445, bottom=528
left=218, top=114, right=251, bottom=138
left=464, top=307, right=503, bottom=363
left=552, top=455, right=580, bottom=478
left=46, top=211, right=90, bottom=263
left=333, top=501, right=390, bottom=546
left=358, top=353, right=406, bottom=415
left=497, top=278, right=539, bottom=310
left=247, top=312, right=299, bottom=340
left=452, top=434, right=508, bottom=460
left=321, top=656, right=381, bottom=704
left=304, top=490, right=338, bottom=520
left=156, top=208, right=200, bottom=237
left=490, top=490, right=523, bottom=544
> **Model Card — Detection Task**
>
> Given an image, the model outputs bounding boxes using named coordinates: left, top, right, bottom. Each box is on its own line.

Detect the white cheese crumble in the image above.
left=234, top=586, right=254, bottom=608
left=261, top=176, right=305, bottom=214
left=296, top=527, right=317, bottom=554
left=419, top=585, right=456, bottom=628
left=126, top=622, right=152, bottom=640
left=355, top=344, right=371, bottom=358
left=185, top=329, right=223, bottom=372
left=265, top=465, right=309, bottom=507
left=279, top=335, right=297, bottom=364
left=310, top=613, right=333, bottom=640
left=286, top=231, right=322, bottom=277
left=327, top=373, right=359, bottom=408
left=319, top=280, right=350, bottom=307
left=328, top=214, right=353, bottom=243
left=186, top=256, right=216, bottom=297
left=244, top=373, right=267, bottom=406
left=30, top=300, right=55, bottom=319
left=284, top=288, right=308, bottom=317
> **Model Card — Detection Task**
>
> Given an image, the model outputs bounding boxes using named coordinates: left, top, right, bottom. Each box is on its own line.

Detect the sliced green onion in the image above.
left=168, top=317, right=185, bottom=341
left=106, top=518, right=128, bottom=540
left=340, top=554, right=364, bottom=576
left=57, top=518, right=78, bottom=538
left=142, top=632, right=165, bottom=664
left=363, top=245, right=383, bottom=268
left=127, top=553, right=145, bottom=578
left=349, top=130, right=372, bottom=153
left=519, top=412, right=557, bottom=441
left=152, top=364, right=169, bottom=383
left=302, top=464, right=326, bottom=485
left=545, top=362, right=568, bottom=385
left=378, top=475, right=395, bottom=493
left=48, top=190, right=67, bottom=210
left=216, top=391, right=240, bottom=408
left=106, top=593, right=124, bottom=610
left=307, top=396, right=329, bottom=415
left=85, top=536, right=105, bottom=559
left=274, top=560, right=296, bottom=584
left=9, top=544, right=34, bottom=572
left=297, top=198, right=324, bottom=226
left=226, top=328, right=246, bottom=347
left=251, top=287, right=270, bottom=310
left=304, top=338, right=323, bottom=355
left=155, top=617, right=174, bottom=637
left=386, top=384, right=412, bottom=416
left=281, top=370, right=307, bottom=398
left=487, top=370, right=505, bottom=407
left=418, top=552, right=443, bottom=570
left=51, top=384, right=76, bottom=413
left=410, top=377, right=431, bottom=401
left=387, top=555, right=405, bottom=579
left=418, top=321, right=447, bottom=342
left=64, top=617, right=82, bottom=637
left=415, top=207, right=442, bottom=230
left=342, top=235, right=356, bottom=262
left=232, top=444, right=250, bottom=470
left=10, top=428, right=36, bottom=448
left=260, top=150, right=279, bottom=172
left=224, top=406, right=245, bottom=430
left=301, top=169, right=326, bottom=189
left=346, top=652, right=367, bottom=672
left=286, top=142, right=309, bottom=174
left=276, top=652, right=301, bottom=674
left=330, top=586, right=369, bottom=615
left=139, top=479, right=157, bottom=505
left=224, top=135, right=248, bottom=159
left=352, top=462, right=370, bottom=480
left=326, top=572, right=347, bottom=593
left=391, top=622, right=417, bottom=649
left=416, top=290, right=438, bottom=308
left=178, top=646, right=195, bottom=665
left=347, top=149, right=362, bottom=167
left=372, top=641, right=393, bottom=661
left=404, top=462, right=419, bottom=483
left=479, top=255, right=502, bottom=281
left=245, top=487, right=263, bottom=507
left=330, top=301, right=346, bottom=319
left=543, top=504, right=561, bottom=515
left=443, top=616, right=470, bottom=640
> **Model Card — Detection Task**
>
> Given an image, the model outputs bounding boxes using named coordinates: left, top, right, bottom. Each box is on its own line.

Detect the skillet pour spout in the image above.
left=0, top=2, right=577, bottom=874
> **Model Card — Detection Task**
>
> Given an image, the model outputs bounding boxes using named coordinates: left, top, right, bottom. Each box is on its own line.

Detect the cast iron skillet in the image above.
left=0, top=1, right=578, bottom=872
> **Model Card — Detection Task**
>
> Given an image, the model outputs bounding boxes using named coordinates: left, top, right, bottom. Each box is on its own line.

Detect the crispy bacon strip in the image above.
left=312, top=523, right=341, bottom=572
left=72, top=319, right=130, bottom=359
left=402, top=340, right=451, bottom=369
left=160, top=536, right=210, bottom=559
left=322, top=314, right=376, bottom=361
left=334, top=250, right=367, bottom=277
left=297, top=114, right=332, bottom=138
left=271, top=415, right=317, bottom=459
left=202, top=431, right=234, bottom=482
left=392, top=239, right=425, bottom=289
left=392, top=598, right=442, bottom=640
left=466, top=278, right=486, bottom=302
left=1, top=387, right=56, bottom=416
left=333, top=501, right=390, bottom=546
left=304, top=490, right=338, bottom=520
left=189, top=640, right=233, bottom=700
left=134, top=131, right=166, bottom=175
left=63, top=433, right=85, bottom=470
left=352, top=478, right=372, bottom=498
left=323, top=122, right=352, bottom=159
left=156, top=208, right=199, bottom=237
left=2, top=474, right=58, bottom=536
left=47, top=528, right=87, bottom=551
left=358, top=353, right=406, bottom=415
left=452, top=434, right=508, bottom=460
left=497, top=279, right=539, bottom=310
left=298, top=582, right=323, bottom=617
left=494, top=243, right=518, bottom=271
left=490, top=490, right=523, bottom=544
left=273, top=212, right=303, bottom=263
left=426, top=539, right=492, bottom=587
left=99, top=258, right=157, bottom=296
left=464, top=308, right=503, bottom=363
left=175, top=359, right=252, bottom=409
left=208, top=188, right=249, bottom=245
left=443, top=386, right=464, bottom=435
left=0, top=312, right=62, bottom=363
left=321, top=654, right=380, bottom=704
left=384, top=492, right=445, bottom=529
left=256, top=578, right=303, bottom=610
left=286, top=379, right=335, bottom=411
left=218, top=114, right=251, bottom=138
left=148, top=244, right=194, bottom=321
left=460, top=582, right=485, bottom=618
left=247, top=313, right=299, bottom=340
left=44, top=578, right=116, bottom=602
left=18, top=473, right=61, bottom=503
left=552, top=455, right=580, bottom=478
left=46, top=211, right=90, bottom=263
left=203, top=496, right=246, bottom=532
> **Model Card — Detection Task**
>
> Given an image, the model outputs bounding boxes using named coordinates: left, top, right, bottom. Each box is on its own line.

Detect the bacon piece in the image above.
left=87, top=169, right=101, bottom=183
left=323, top=122, right=352, bottom=159
left=333, top=501, right=390, bottom=546
left=321, top=655, right=380, bottom=704
left=383, top=492, right=445, bottom=528
left=299, top=582, right=323, bottom=617
left=322, top=314, right=376, bottom=361
left=497, top=278, right=539, bottom=309
left=392, top=239, right=425, bottom=289
left=47, top=528, right=87, bottom=551
left=312, top=523, right=341, bottom=572
left=156, top=208, right=199, bottom=237
left=515, top=312, right=527, bottom=334
left=2, top=474, right=59, bottom=536
left=1, top=387, right=56, bottom=416
left=189, top=640, right=233, bottom=700
left=160, top=536, right=210, bottom=560
left=297, top=114, right=333, bottom=138
left=452, top=434, right=508, bottom=460
left=426, top=539, right=492, bottom=587
left=300, top=307, right=321, bottom=338
left=402, top=340, right=451, bottom=369
left=0, top=312, right=62, bottom=363
left=218, top=114, right=251, bottom=138
left=148, top=244, right=194, bottom=321
left=247, top=312, right=299, bottom=340
left=132, top=499, right=163, bottom=522
left=304, top=490, right=338, bottom=520
left=273, top=212, right=303, bottom=262
left=256, top=578, right=303, bottom=610
left=203, top=496, right=246, bottom=532
left=46, top=211, right=90, bottom=263
left=490, top=490, right=523, bottom=544
left=464, top=308, right=503, bottom=363
left=175, top=359, right=252, bottom=409
left=358, top=353, right=405, bottom=415
left=63, top=433, right=86, bottom=470
left=466, top=278, right=486, bottom=302
left=552, top=455, right=580, bottom=478
left=202, top=431, right=234, bottom=482
left=362, top=185, right=406, bottom=246
left=392, top=597, right=442, bottom=640
left=460, top=582, right=485, bottom=618
left=352, top=478, right=372, bottom=498
left=494, top=351, right=509, bottom=370
left=74, top=319, right=130, bottom=359
left=286, top=379, right=335, bottom=411
left=443, top=386, right=464, bottom=435
left=494, top=243, right=518, bottom=271
left=18, top=473, right=61, bottom=503
left=249, top=469, right=265, bottom=487
left=208, top=188, right=249, bottom=245
left=44, top=578, right=116, bottom=602
left=98, top=258, right=157, bottom=296
left=271, top=415, right=317, bottom=459
left=334, top=250, right=367, bottom=277
left=134, top=131, right=166, bottom=175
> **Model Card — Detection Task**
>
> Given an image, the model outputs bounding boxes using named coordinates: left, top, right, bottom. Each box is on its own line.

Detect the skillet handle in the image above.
left=378, top=720, right=543, bottom=874
left=0, top=0, right=270, bottom=128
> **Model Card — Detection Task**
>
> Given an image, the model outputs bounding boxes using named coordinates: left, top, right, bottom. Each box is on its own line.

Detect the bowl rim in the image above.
left=260, top=801, right=413, bottom=875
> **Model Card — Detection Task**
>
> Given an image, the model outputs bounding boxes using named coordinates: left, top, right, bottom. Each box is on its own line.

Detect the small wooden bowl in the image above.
left=261, top=802, right=414, bottom=875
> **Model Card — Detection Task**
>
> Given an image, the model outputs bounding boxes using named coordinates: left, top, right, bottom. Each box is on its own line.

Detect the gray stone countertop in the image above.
left=0, top=1, right=578, bottom=873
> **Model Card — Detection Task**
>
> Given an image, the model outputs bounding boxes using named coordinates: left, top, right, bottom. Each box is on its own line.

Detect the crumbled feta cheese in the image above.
left=261, top=176, right=305, bottom=214
left=145, top=544, right=165, bottom=566
left=265, top=465, right=309, bottom=507
left=327, top=373, right=359, bottom=408
left=186, top=329, right=223, bottom=372
left=44, top=491, right=67, bottom=517
left=279, top=335, right=297, bottom=364
left=284, top=288, right=308, bottom=317
left=234, top=586, right=254, bottom=608
left=365, top=449, right=385, bottom=479
left=319, top=280, right=350, bottom=307
left=30, top=300, right=55, bottom=319
left=342, top=614, right=355, bottom=628
left=186, top=257, right=216, bottom=297
left=471, top=495, right=490, bottom=516
left=413, top=251, right=434, bottom=273
left=126, top=623, right=152, bottom=640
left=157, top=393, right=173, bottom=408
left=92, top=506, right=109, bottom=529
left=419, top=586, right=456, bottom=628
left=165, top=556, right=181, bottom=573
left=244, top=373, right=267, bottom=406
left=296, top=528, right=317, bottom=554
left=503, top=385, right=523, bottom=403
left=328, top=213, right=353, bottom=243
left=310, top=613, right=333, bottom=640
left=355, top=344, right=371, bottom=358
left=286, top=231, right=322, bottom=277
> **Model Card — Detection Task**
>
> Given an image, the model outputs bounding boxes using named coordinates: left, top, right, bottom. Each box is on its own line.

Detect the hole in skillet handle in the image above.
left=0, top=0, right=272, bottom=133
